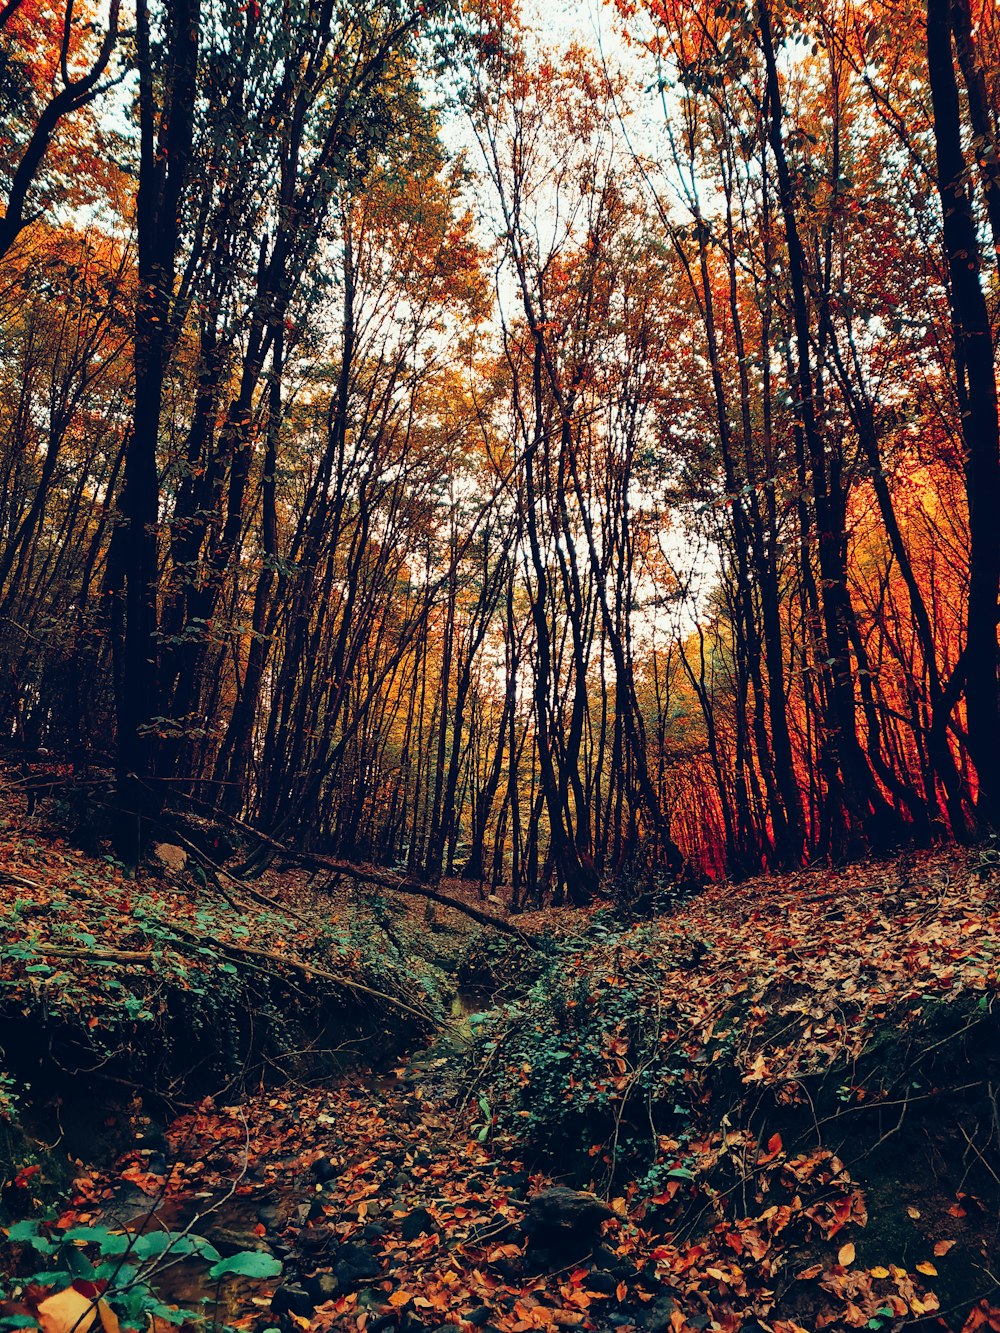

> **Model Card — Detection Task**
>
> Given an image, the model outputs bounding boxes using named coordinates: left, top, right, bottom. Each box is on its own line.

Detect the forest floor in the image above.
left=1, top=767, right=1000, bottom=1333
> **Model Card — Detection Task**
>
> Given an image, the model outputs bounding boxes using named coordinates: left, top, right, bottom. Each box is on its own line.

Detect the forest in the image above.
left=1, top=0, right=1000, bottom=1329
left=0, top=0, right=998, bottom=894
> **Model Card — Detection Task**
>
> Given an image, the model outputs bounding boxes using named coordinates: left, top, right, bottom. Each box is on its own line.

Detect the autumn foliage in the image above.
left=0, top=0, right=997, bottom=898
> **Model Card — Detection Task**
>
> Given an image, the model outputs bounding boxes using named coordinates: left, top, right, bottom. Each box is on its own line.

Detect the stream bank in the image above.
left=3, top=805, right=1000, bottom=1332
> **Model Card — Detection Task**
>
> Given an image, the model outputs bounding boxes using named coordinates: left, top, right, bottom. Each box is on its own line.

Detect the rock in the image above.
left=487, top=1211, right=517, bottom=1240
left=271, top=1286, right=313, bottom=1318
left=368, top=1316, right=398, bottom=1333
left=298, top=1224, right=334, bottom=1254
left=466, top=1307, right=492, bottom=1326
left=641, top=1296, right=678, bottom=1332
left=496, top=1171, right=529, bottom=1198
left=304, top=1273, right=339, bottom=1306
left=312, top=1156, right=338, bottom=1183
left=333, top=1240, right=381, bottom=1287
left=257, top=1203, right=284, bottom=1229
left=374, top=1314, right=412, bottom=1333
left=399, top=1207, right=436, bottom=1241
left=587, top=1271, right=618, bottom=1296
left=521, top=1188, right=613, bottom=1249
left=488, top=1255, right=522, bottom=1281
left=591, top=1244, right=633, bottom=1279
left=151, top=842, right=187, bottom=875
left=306, top=1198, right=327, bottom=1221
left=362, top=1223, right=386, bottom=1241
left=207, top=1221, right=271, bottom=1256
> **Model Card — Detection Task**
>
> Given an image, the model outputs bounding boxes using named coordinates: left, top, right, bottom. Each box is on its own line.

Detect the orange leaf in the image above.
left=933, top=1240, right=956, bottom=1257
left=615, top=1283, right=628, bottom=1302
left=96, top=1303, right=120, bottom=1333
left=37, top=1288, right=98, bottom=1333
left=388, top=1292, right=412, bottom=1308
left=916, top=1261, right=938, bottom=1276
left=767, top=1133, right=782, bottom=1155
left=838, top=1242, right=856, bottom=1266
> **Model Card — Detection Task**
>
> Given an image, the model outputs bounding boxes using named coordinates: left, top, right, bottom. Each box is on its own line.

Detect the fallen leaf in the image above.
left=838, top=1242, right=856, bottom=1266
left=96, top=1301, right=119, bottom=1333
left=906, top=1206, right=921, bottom=1219
left=37, top=1288, right=97, bottom=1333
left=916, top=1261, right=938, bottom=1276
left=933, top=1240, right=956, bottom=1257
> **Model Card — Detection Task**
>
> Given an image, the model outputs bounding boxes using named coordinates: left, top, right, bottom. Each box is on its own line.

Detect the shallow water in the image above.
left=102, top=1188, right=281, bottom=1324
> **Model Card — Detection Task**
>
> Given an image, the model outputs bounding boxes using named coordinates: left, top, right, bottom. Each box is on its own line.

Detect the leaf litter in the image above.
left=2, top=822, right=1000, bottom=1333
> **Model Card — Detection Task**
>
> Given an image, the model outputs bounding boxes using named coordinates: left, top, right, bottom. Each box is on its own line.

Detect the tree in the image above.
left=0, top=0, right=121, bottom=261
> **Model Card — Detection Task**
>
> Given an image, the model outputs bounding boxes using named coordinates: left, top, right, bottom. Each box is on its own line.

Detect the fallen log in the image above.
left=163, top=794, right=536, bottom=943
left=296, top=853, right=538, bottom=945
left=25, top=944, right=156, bottom=964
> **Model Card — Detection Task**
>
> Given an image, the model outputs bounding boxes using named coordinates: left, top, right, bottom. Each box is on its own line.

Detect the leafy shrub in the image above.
left=468, top=920, right=709, bottom=1185
left=1, top=1219, right=282, bottom=1332
left=455, top=928, right=545, bottom=1000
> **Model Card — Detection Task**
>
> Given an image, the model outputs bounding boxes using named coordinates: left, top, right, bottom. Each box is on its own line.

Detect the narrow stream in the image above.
left=91, top=989, right=492, bottom=1323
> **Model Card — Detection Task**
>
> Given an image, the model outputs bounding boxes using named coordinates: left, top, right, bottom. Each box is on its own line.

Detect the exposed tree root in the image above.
left=164, top=919, right=437, bottom=1026
left=28, top=926, right=436, bottom=1027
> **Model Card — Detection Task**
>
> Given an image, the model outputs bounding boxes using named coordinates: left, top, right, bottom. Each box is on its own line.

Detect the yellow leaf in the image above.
left=37, top=1289, right=98, bottom=1333
left=389, top=1292, right=412, bottom=1308
left=906, top=1206, right=921, bottom=1219
left=933, top=1240, right=955, bottom=1257
left=869, top=1266, right=891, bottom=1278
left=915, top=1261, right=937, bottom=1276
left=838, top=1242, right=856, bottom=1266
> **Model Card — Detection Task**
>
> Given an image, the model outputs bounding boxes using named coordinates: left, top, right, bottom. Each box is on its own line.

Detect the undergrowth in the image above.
left=0, top=826, right=448, bottom=1203
left=457, top=855, right=1000, bottom=1326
